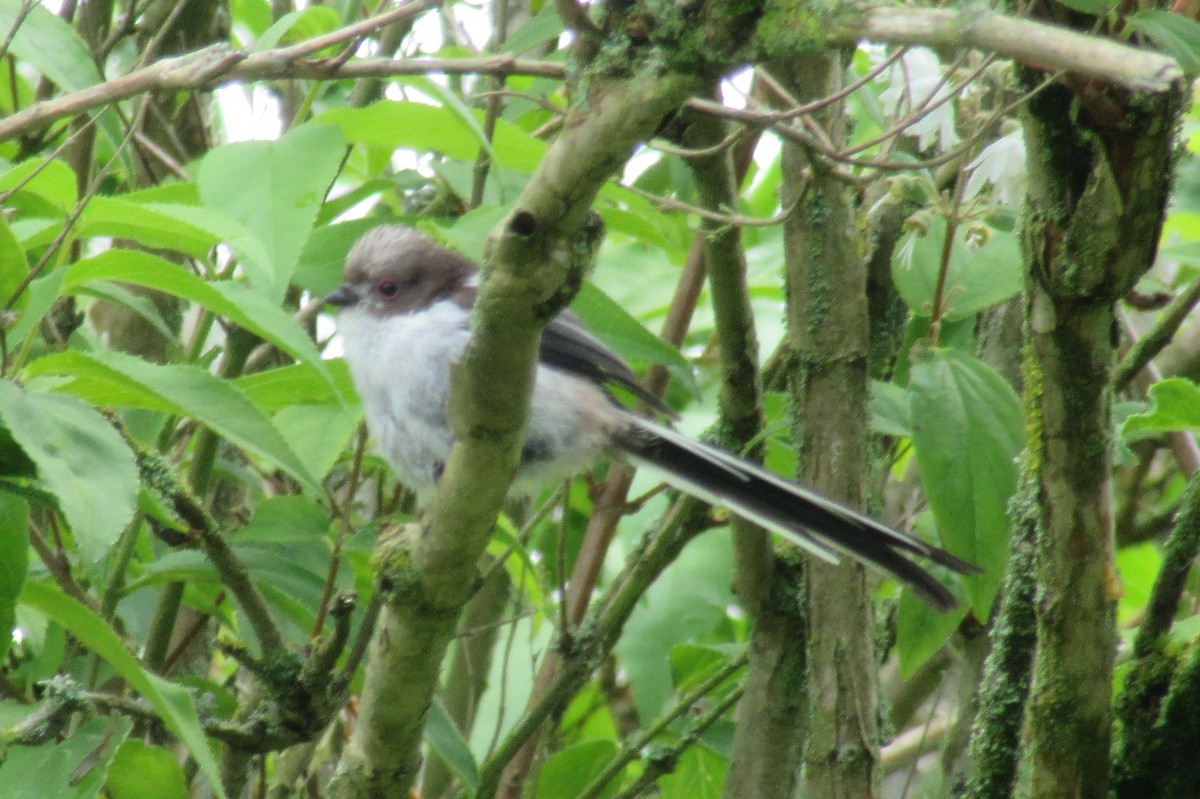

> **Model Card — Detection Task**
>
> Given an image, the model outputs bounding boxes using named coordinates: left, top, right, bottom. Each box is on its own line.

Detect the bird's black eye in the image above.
left=376, top=278, right=400, bottom=300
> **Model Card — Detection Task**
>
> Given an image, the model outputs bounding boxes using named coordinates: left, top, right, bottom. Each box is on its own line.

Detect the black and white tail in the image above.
left=616, top=417, right=981, bottom=613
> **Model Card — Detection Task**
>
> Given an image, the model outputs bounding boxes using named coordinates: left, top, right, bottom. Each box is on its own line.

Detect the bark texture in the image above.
left=1020, top=70, right=1181, bottom=798
left=779, top=52, right=880, bottom=799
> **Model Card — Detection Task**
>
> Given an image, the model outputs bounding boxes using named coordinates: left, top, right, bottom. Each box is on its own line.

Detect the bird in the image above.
left=325, top=223, right=980, bottom=612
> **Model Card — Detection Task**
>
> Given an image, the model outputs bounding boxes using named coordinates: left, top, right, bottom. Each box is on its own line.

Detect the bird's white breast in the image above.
left=338, top=300, right=618, bottom=502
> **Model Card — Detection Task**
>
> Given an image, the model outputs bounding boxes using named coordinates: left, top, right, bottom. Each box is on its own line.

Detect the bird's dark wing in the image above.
left=542, top=310, right=677, bottom=418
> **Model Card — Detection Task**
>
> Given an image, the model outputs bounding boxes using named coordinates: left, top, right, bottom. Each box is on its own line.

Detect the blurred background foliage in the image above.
left=1, top=0, right=1199, bottom=796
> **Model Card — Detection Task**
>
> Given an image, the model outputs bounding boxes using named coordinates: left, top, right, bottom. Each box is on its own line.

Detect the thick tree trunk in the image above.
left=779, top=52, right=880, bottom=799
left=1020, top=70, right=1180, bottom=798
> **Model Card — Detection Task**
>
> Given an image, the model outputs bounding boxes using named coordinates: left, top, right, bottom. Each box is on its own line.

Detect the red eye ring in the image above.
left=376, top=278, right=400, bottom=299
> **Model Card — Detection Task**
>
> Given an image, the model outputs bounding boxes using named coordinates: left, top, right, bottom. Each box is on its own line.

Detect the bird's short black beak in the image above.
left=325, top=285, right=359, bottom=308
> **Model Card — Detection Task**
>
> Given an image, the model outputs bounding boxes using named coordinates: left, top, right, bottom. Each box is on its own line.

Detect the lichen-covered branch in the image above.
left=778, top=51, right=879, bottom=799
left=675, top=99, right=808, bottom=799
left=0, top=2, right=1180, bottom=145
left=964, top=471, right=1038, bottom=799
left=832, top=6, right=1180, bottom=92
left=330, top=68, right=703, bottom=798
left=1020, top=65, right=1182, bottom=797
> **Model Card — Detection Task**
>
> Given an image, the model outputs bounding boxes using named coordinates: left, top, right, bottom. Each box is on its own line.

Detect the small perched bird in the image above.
left=326, top=224, right=979, bottom=611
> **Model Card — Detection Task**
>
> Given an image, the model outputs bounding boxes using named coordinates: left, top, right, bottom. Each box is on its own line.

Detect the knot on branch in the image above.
left=218, top=594, right=358, bottom=753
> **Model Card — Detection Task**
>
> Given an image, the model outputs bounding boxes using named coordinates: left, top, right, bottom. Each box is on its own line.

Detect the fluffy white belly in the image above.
left=339, top=300, right=617, bottom=501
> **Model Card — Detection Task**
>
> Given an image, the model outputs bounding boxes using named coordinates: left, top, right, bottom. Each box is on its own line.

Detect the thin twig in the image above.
left=0, top=0, right=36, bottom=63
left=577, top=651, right=749, bottom=799
left=609, top=686, right=745, bottom=799
left=1114, top=271, right=1200, bottom=393
left=313, top=425, right=369, bottom=638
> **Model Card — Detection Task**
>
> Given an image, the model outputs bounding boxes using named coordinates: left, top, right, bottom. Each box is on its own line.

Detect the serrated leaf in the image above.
left=234, top=360, right=357, bottom=412
left=23, top=350, right=320, bottom=492
left=199, top=123, right=346, bottom=300
left=0, top=492, right=29, bottom=663
left=0, top=157, right=77, bottom=213
left=893, top=217, right=1022, bottom=321
left=1129, top=9, right=1200, bottom=74
left=20, top=581, right=228, bottom=799
left=909, top=349, right=1023, bottom=618
left=425, top=699, right=480, bottom=791
left=0, top=381, right=138, bottom=562
left=62, top=250, right=332, bottom=378
left=77, top=197, right=218, bottom=257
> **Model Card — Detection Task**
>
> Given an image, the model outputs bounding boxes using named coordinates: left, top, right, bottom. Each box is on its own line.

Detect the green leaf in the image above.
left=238, top=495, right=331, bottom=543
left=0, top=217, right=28, bottom=315
left=657, top=746, right=726, bottom=799
left=294, top=218, right=383, bottom=297
left=500, top=5, right=564, bottom=54
left=320, top=101, right=480, bottom=159
left=231, top=0, right=273, bottom=41
left=129, top=496, right=331, bottom=620
left=71, top=281, right=182, bottom=354
left=536, top=740, right=619, bottom=799
left=0, top=0, right=100, bottom=93
left=0, top=493, right=29, bottom=663
left=425, top=698, right=480, bottom=791
left=1116, top=542, right=1162, bottom=626
left=77, top=197, right=218, bottom=258
left=255, top=5, right=341, bottom=51
left=2, top=267, right=61, bottom=343
left=1054, top=0, right=1116, bottom=14
left=62, top=250, right=332, bottom=377
left=908, top=349, right=1023, bottom=617
left=0, top=716, right=129, bottom=799
left=20, top=581, right=228, bottom=799
left=319, top=101, right=546, bottom=174
left=0, top=157, right=77, bottom=214
left=892, top=217, right=1022, bottom=321
left=896, top=533, right=970, bottom=678
left=198, top=122, right=346, bottom=299
left=408, top=77, right=501, bottom=176
left=1122, top=377, right=1200, bottom=438
left=571, top=282, right=696, bottom=395
left=274, top=403, right=361, bottom=482
left=1129, top=9, right=1200, bottom=74
left=234, top=360, right=357, bottom=412
left=0, top=381, right=138, bottom=562
left=617, top=531, right=733, bottom=719
left=668, top=644, right=734, bottom=694
left=23, top=350, right=321, bottom=493
left=869, top=379, right=911, bottom=438
left=105, top=740, right=188, bottom=799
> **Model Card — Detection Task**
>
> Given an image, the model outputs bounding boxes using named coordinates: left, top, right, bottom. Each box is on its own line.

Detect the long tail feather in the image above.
left=615, top=416, right=980, bottom=613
